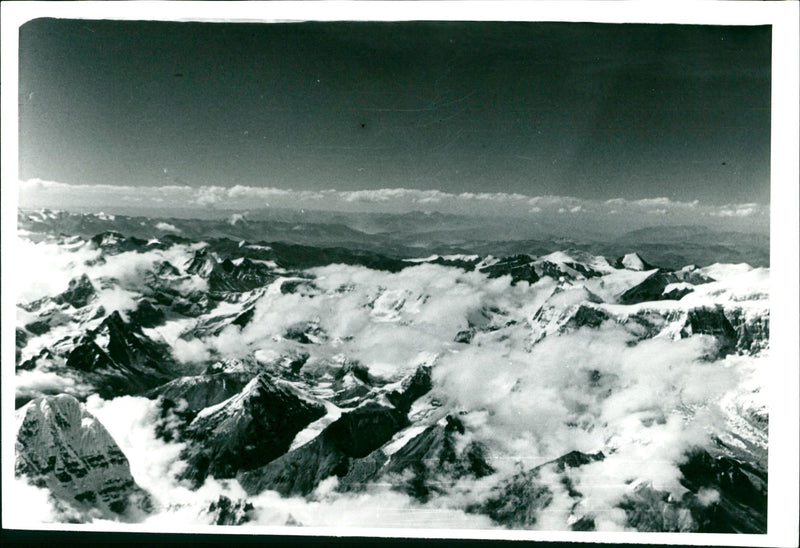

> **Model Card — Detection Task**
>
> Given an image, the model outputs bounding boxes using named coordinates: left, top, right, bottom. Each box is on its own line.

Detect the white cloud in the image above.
left=458, top=191, right=528, bottom=202
left=154, top=222, right=181, bottom=232
left=6, top=477, right=86, bottom=524
left=17, top=179, right=767, bottom=226
left=633, top=197, right=672, bottom=207
left=195, top=186, right=228, bottom=207
left=228, top=213, right=247, bottom=226
left=696, top=487, right=721, bottom=506
left=172, top=338, right=212, bottom=364
left=16, top=370, right=77, bottom=397
left=13, top=233, right=201, bottom=308
left=711, top=204, right=758, bottom=217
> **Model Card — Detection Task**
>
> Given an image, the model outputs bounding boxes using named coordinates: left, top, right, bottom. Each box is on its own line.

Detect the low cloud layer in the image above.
left=12, top=224, right=769, bottom=531
left=15, top=235, right=203, bottom=305
left=18, top=179, right=768, bottom=227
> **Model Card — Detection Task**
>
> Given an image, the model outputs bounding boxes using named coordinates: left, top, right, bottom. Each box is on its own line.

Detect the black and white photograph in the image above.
left=2, top=1, right=798, bottom=544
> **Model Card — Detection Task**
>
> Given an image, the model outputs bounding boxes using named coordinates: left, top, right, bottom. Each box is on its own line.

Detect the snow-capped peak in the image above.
left=621, top=252, right=647, bottom=271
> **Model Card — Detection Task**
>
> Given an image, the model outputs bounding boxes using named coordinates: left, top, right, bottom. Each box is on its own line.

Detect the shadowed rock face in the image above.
left=65, top=311, right=178, bottom=398
left=677, top=448, right=767, bottom=533
left=128, top=299, right=166, bottom=329
left=186, top=250, right=277, bottom=293
left=616, top=441, right=767, bottom=534
left=90, top=231, right=153, bottom=255
left=146, top=372, right=252, bottom=415
left=724, top=308, right=770, bottom=356
left=55, top=274, right=97, bottom=309
left=480, top=255, right=540, bottom=285
left=681, top=306, right=738, bottom=357
left=324, top=402, right=409, bottom=458
left=209, top=258, right=276, bottom=293
left=238, top=402, right=411, bottom=497
left=15, top=394, right=150, bottom=521
left=237, top=434, right=351, bottom=497
left=342, top=415, right=494, bottom=502
left=385, top=365, right=433, bottom=413
left=179, top=374, right=326, bottom=485
left=619, top=271, right=673, bottom=304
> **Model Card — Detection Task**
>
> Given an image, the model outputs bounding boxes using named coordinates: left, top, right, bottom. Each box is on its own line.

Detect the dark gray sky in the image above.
left=18, top=19, right=771, bottom=205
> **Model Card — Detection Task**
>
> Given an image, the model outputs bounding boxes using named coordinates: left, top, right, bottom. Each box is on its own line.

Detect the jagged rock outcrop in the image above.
left=179, top=374, right=326, bottom=485
left=65, top=311, right=179, bottom=398
left=185, top=249, right=217, bottom=277
left=54, top=274, right=97, bottom=309
left=619, top=271, right=677, bottom=304
left=672, top=265, right=715, bottom=285
left=237, top=364, right=435, bottom=497
left=15, top=395, right=150, bottom=521
left=528, top=288, right=607, bottom=344
left=18, top=347, right=54, bottom=373
left=146, top=372, right=252, bottom=416
left=535, top=257, right=604, bottom=281
left=557, top=304, right=610, bottom=333
left=90, top=231, right=152, bottom=255
left=385, top=365, right=433, bottom=413
left=618, top=264, right=713, bottom=305
left=16, top=328, right=28, bottom=364
left=231, top=306, right=255, bottom=328
left=680, top=306, right=738, bottom=357
left=186, top=250, right=276, bottom=292
left=153, top=260, right=181, bottom=278
left=208, top=258, right=275, bottom=293
left=330, top=365, right=373, bottom=408
left=618, top=443, right=766, bottom=533
left=128, top=299, right=166, bottom=328
left=205, top=495, right=255, bottom=525
left=724, top=308, right=769, bottom=355
left=614, top=252, right=656, bottom=271
left=480, top=255, right=540, bottom=285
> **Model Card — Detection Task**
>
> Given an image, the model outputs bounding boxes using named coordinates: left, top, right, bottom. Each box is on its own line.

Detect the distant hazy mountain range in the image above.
left=19, top=207, right=768, bottom=269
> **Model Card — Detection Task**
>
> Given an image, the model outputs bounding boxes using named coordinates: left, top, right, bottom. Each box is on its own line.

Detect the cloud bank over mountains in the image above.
left=18, top=179, right=767, bottom=225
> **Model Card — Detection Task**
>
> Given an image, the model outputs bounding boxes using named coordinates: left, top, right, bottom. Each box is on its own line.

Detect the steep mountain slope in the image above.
left=178, top=374, right=327, bottom=485
left=15, top=395, right=151, bottom=521
left=64, top=311, right=181, bottom=399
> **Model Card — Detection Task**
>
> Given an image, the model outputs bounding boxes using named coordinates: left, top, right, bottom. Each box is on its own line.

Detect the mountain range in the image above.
left=12, top=208, right=769, bottom=533
left=19, top=208, right=768, bottom=269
